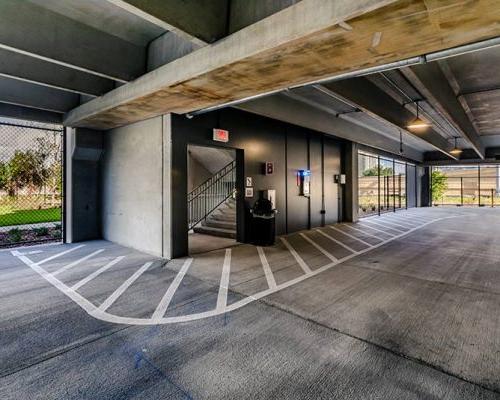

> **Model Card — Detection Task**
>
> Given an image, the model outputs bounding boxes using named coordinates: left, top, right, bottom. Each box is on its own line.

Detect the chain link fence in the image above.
left=0, top=118, right=63, bottom=247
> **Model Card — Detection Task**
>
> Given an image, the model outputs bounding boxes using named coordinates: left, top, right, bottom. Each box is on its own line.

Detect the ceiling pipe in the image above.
left=187, top=36, right=500, bottom=118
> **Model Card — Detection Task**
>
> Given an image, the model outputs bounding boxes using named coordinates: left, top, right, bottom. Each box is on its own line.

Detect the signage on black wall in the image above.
left=213, top=128, right=229, bottom=142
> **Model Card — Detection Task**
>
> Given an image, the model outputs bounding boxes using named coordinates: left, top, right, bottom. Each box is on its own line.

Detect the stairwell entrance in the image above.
left=187, top=145, right=239, bottom=254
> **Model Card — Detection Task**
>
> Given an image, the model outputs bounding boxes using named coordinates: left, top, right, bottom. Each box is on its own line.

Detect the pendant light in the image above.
left=407, top=101, right=430, bottom=130
left=399, top=129, right=404, bottom=155
left=449, top=137, right=463, bottom=156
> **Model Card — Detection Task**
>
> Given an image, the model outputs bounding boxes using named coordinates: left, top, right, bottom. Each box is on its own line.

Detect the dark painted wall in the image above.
left=171, top=109, right=344, bottom=257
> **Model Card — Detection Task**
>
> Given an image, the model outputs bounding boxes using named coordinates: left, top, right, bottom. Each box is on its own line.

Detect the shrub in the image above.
left=8, top=228, right=22, bottom=243
left=34, top=227, right=49, bottom=237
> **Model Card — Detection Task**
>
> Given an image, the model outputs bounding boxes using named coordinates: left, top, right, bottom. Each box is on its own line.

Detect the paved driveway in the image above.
left=1, top=208, right=500, bottom=399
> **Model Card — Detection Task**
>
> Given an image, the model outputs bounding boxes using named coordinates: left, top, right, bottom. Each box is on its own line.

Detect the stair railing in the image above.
left=188, top=160, right=236, bottom=230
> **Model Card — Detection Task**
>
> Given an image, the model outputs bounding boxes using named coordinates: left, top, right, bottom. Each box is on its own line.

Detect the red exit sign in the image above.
left=213, top=128, right=229, bottom=143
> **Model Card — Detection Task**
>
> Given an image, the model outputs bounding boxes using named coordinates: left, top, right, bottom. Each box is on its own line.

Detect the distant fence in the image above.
left=0, top=120, right=63, bottom=246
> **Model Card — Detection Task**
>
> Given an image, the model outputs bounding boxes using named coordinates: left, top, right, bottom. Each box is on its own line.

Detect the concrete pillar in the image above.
left=343, top=142, right=358, bottom=222
left=64, top=128, right=103, bottom=243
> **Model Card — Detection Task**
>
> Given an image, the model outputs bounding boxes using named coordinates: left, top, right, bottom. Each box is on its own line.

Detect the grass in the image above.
left=0, top=207, right=61, bottom=227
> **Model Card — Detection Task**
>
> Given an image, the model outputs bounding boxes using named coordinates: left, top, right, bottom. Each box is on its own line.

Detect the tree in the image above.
left=363, top=165, right=393, bottom=177
left=431, top=170, right=448, bottom=203
left=0, top=161, right=7, bottom=190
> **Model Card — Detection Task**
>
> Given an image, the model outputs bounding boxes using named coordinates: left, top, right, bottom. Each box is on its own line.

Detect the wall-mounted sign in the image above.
left=246, top=177, right=253, bottom=187
left=265, top=162, right=274, bottom=175
left=245, top=187, right=254, bottom=197
left=213, top=128, right=229, bottom=143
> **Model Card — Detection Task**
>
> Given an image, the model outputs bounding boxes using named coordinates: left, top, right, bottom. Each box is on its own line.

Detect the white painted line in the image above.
left=354, top=222, right=395, bottom=236
left=370, top=219, right=409, bottom=231
left=98, top=261, right=153, bottom=312
left=385, top=215, right=419, bottom=226
left=53, top=249, right=105, bottom=276
left=280, top=237, right=312, bottom=274
left=300, top=233, right=339, bottom=262
left=216, top=249, right=232, bottom=311
left=379, top=216, right=415, bottom=228
left=329, top=226, right=372, bottom=247
left=12, top=214, right=454, bottom=325
left=316, top=229, right=358, bottom=254
left=361, top=220, right=405, bottom=233
left=152, top=258, right=193, bottom=320
left=72, top=256, right=125, bottom=291
left=257, top=247, right=277, bottom=290
left=37, top=245, right=86, bottom=266
left=342, top=224, right=385, bottom=240
left=12, top=252, right=96, bottom=314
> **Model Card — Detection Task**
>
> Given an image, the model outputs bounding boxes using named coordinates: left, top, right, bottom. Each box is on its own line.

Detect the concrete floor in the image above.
left=188, top=232, right=239, bottom=255
left=1, top=208, right=500, bottom=399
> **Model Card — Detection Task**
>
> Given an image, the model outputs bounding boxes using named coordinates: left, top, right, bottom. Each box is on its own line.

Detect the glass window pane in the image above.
left=358, top=153, right=379, bottom=216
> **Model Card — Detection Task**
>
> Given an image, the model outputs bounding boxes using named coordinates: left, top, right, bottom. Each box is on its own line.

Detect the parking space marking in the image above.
left=216, top=249, right=232, bottom=311
left=12, top=211, right=462, bottom=325
left=366, top=218, right=409, bottom=231
left=361, top=220, right=405, bottom=233
left=355, top=222, right=396, bottom=236
left=340, top=224, right=385, bottom=240
left=280, top=237, right=312, bottom=274
left=53, top=249, right=105, bottom=276
left=257, top=247, right=277, bottom=290
left=316, top=229, right=358, bottom=254
left=37, top=244, right=85, bottom=266
left=379, top=217, right=415, bottom=229
left=300, top=233, right=339, bottom=262
left=98, top=262, right=153, bottom=312
left=328, top=226, right=372, bottom=247
left=72, top=256, right=125, bottom=290
left=152, top=258, right=193, bottom=321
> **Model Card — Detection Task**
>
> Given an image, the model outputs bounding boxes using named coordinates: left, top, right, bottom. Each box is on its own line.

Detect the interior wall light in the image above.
left=407, top=100, right=430, bottom=130
left=449, top=137, right=463, bottom=156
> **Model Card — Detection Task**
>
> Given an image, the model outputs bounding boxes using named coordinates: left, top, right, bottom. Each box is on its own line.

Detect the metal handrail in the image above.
left=188, top=160, right=236, bottom=230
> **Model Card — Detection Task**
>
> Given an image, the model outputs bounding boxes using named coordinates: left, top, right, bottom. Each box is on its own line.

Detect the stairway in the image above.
left=193, top=197, right=236, bottom=239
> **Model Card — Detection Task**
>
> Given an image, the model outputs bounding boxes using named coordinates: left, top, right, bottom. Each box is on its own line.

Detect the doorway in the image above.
left=187, top=144, right=239, bottom=255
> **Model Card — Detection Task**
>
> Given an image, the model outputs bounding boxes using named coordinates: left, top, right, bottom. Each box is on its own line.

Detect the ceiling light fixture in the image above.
left=449, top=137, right=463, bottom=156
left=407, top=101, right=430, bottom=130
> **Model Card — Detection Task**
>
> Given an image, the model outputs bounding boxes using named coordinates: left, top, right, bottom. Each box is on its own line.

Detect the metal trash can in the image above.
left=250, top=198, right=277, bottom=246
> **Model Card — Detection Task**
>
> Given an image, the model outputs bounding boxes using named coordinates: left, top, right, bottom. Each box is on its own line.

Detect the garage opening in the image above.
left=431, top=164, right=500, bottom=207
left=187, top=144, right=238, bottom=254
left=0, top=118, right=63, bottom=247
left=358, top=150, right=417, bottom=217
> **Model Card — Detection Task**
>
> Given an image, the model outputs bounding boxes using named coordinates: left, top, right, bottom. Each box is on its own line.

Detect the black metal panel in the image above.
left=323, top=137, right=342, bottom=224
left=407, top=164, right=417, bottom=208
left=309, top=133, right=323, bottom=228
left=171, top=108, right=345, bottom=257
left=285, top=126, right=309, bottom=233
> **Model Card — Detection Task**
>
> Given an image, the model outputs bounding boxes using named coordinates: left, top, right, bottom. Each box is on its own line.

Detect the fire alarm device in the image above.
left=265, top=162, right=274, bottom=175
left=334, top=174, right=346, bottom=184
left=213, top=128, right=229, bottom=143
left=297, top=169, right=311, bottom=197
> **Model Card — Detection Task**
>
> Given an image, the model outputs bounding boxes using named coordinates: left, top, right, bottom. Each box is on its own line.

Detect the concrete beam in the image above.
left=0, top=48, right=114, bottom=97
left=235, top=92, right=424, bottom=162
left=64, top=0, right=500, bottom=130
left=147, top=32, right=200, bottom=72
left=104, top=0, right=228, bottom=45
left=0, top=76, right=79, bottom=113
left=0, top=102, right=62, bottom=124
left=0, top=0, right=145, bottom=83
left=401, top=63, right=485, bottom=159
left=323, top=78, right=457, bottom=159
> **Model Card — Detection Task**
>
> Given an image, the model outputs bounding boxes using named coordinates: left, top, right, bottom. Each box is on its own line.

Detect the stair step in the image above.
left=203, top=219, right=236, bottom=230
left=193, top=225, right=236, bottom=239
left=210, top=213, right=236, bottom=223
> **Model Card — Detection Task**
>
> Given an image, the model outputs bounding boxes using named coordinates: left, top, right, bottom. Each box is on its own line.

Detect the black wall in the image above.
left=171, top=109, right=344, bottom=258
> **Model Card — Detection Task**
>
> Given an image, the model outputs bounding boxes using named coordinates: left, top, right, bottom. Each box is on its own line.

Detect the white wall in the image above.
left=101, top=116, right=171, bottom=257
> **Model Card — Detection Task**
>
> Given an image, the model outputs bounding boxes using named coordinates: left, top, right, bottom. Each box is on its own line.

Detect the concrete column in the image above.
left=343, top=142, right=358, bottom=223
left=64, top=128, right=103, bottom=243
left=162, top=114, right=173, bottom=259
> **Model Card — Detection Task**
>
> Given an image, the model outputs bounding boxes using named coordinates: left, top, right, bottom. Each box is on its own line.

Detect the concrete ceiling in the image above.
left=1, top=0, right=500, bottom=164
left=27, top=0, right=165, bottom=47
